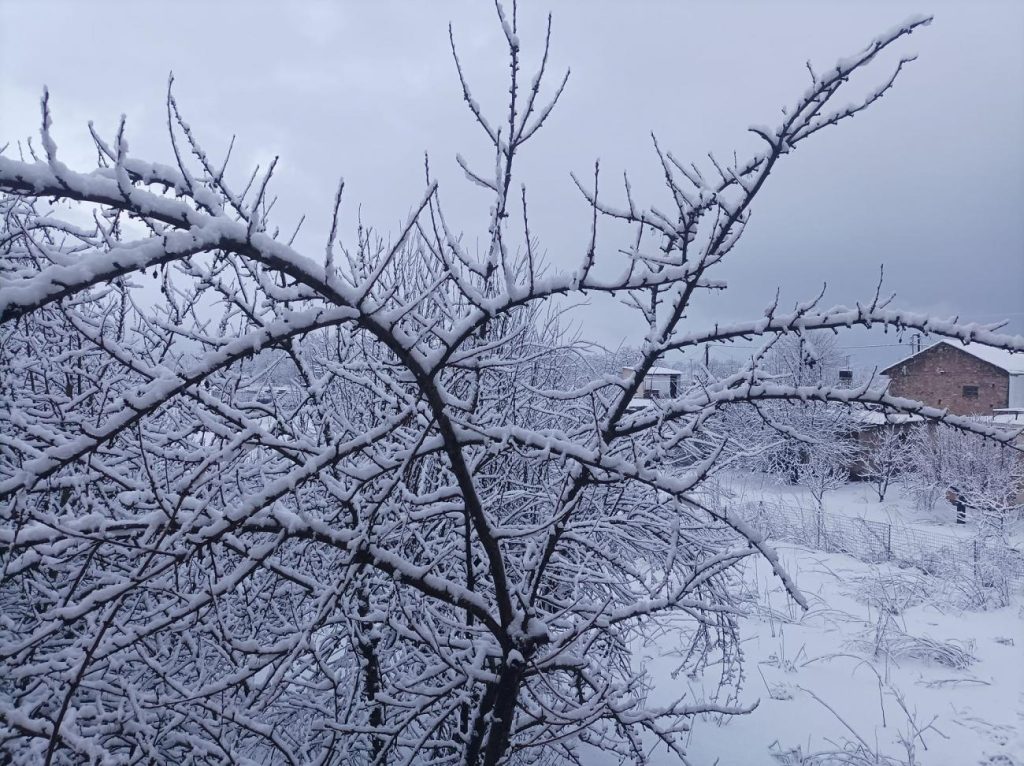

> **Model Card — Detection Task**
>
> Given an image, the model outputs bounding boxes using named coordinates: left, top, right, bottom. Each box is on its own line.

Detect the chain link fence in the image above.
left=737, top=499, right=1024, bottom=587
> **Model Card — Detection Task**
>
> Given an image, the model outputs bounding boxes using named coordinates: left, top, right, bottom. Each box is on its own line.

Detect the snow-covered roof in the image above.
left=850, top=409, right=1023, bottom=439
left=850, top=410, right=923, bottom=427
left=959, top=343, right=1024, bottom=374
left=624, top=366, right=682, bottom=376
left=976, top=411, right=1024, bottom=425
left=625, top=397, right=654, bottom=409
left=882, top=341, right=1024, bottom=376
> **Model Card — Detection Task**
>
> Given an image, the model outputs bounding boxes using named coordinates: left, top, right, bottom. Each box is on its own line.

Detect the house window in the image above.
left=962, top=385, right=979, bottom=399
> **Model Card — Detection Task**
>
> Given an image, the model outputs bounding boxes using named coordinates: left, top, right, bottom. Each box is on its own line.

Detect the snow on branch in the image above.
left=0, top=8, right=1015, bottom=766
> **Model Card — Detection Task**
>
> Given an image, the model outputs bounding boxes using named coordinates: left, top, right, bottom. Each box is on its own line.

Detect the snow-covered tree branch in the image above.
left=1, top=5, right=1022, bottom=765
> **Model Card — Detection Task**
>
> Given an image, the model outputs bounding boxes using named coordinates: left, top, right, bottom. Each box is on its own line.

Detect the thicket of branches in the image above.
left=905, top=426, right=1023, bottom=535
left=718, top=333, right=861, bottom=506
left=1, top=6, right=1022, bottom=765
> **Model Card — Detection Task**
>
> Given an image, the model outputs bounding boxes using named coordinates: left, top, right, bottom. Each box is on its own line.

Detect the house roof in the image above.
left=624, top=366, right=682, bottom=376
left=881, top=341, right=1024, bottom=376
left=851, top=410, right=924, bottom=427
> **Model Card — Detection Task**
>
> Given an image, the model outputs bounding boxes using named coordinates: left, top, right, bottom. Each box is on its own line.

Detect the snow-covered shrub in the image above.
left=854, top=557, right=1011, bottom=614
left=857, top=622, right=977, bottom=670
left=940, top=562, right=1013, bottom=611
left=852, top=570, right=931, bottom=616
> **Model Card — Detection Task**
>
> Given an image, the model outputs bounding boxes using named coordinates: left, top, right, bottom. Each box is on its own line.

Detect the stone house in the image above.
left=880, top=341, right=1024, bottom=416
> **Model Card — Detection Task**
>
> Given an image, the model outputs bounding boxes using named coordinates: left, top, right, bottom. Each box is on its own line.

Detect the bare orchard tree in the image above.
left=730, top=333, right=859, bottom=506
left=860, top=423, right=913, bottom=501
left=1, top=6, right=1022, bottom=765
left=758, top=400, right=858, bottom=508
left=762, top=331, right=849, bottom=387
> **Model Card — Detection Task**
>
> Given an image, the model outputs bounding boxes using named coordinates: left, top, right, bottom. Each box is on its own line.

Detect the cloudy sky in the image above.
left=2, top=1, right=1022, bottom=368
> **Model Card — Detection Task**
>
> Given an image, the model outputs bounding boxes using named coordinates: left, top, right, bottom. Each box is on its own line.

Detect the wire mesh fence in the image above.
left=737, top=499, right=1024, bottom=587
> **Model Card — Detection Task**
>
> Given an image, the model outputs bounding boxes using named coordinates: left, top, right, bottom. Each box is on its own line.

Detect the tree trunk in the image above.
left=481, top=662, right=526, bottom=766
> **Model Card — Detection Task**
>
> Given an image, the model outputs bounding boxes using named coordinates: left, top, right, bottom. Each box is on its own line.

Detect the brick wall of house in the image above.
left=885, top=344, right=1009, bottom=415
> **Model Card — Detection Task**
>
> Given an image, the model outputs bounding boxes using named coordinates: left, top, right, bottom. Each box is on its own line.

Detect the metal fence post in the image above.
left=885, top=524, right=892, bottom=560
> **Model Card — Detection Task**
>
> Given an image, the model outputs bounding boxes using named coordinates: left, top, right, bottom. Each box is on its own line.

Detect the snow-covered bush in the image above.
left=1, top=6, right=1020, bottom=764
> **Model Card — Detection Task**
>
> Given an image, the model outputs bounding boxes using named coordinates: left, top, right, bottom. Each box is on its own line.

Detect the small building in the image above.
left=623, top=366, right=683, bottom=400
left=880, top=341, right=1024, bottom=416
left=621, top=366, right=685, bottom=412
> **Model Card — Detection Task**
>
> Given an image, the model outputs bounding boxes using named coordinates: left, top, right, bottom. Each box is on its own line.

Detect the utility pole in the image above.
left=797, top=336, right=805, bottom=386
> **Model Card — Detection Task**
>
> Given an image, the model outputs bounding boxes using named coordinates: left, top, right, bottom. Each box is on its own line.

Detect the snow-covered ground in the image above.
left=718, top=473, right=1024, bottom=547
left=638, top=543, right=1023, bottom=765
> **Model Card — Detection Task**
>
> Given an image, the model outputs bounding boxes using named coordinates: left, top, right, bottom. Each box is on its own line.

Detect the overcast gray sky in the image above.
left=2, top=1, right=1022, bottom=369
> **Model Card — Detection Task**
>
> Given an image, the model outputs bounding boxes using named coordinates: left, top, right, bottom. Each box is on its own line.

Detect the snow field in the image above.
left=638, top=544, right=1022, bottom=765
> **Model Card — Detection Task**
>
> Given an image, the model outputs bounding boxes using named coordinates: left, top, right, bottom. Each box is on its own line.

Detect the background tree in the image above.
left=733, top=333, right=859, bottom=507
left=907, top=425, right=1023, bottom=537
left=763, top=331, right=849, bottom=386
left=860, top=424, right=912, bottom=501
left=1, top=6, right=1021, bottom=765
left=757, top=401, right=858, bottom=508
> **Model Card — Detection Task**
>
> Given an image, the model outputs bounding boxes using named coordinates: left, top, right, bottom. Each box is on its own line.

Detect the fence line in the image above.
left=737, top=499, right=1024, bottom=587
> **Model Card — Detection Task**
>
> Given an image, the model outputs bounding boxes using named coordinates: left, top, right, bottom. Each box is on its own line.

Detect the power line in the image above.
left=695, top=342, right=913, bottom=351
